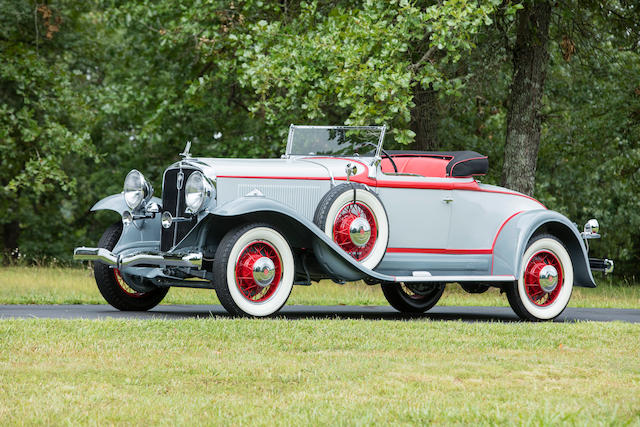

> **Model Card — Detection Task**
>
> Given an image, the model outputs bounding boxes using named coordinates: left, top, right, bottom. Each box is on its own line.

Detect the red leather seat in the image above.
left=381, top=156, right=450, bottom=178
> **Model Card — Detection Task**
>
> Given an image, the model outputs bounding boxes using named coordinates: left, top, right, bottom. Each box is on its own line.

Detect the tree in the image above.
left=233, top=0, right=515, bottom=147
left=0, top=1, right=98, bottom=258
left=1, top=0, right=638, bottom=277
left=501, top=0, right=552, bottom=196
left=501, top=0, right=640, bottom=197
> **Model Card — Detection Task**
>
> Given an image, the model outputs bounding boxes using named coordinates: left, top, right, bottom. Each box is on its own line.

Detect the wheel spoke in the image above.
left=235, top=240, right=282, bottom=303
left=113, top=269, right=146, bottom=298
left=333, top=202, right=377, bottom=261
left=524, top=250, right=563, bottom=307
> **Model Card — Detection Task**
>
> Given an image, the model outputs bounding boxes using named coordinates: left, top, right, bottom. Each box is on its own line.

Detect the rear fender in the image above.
left=492, top=210, right=596, bottom=288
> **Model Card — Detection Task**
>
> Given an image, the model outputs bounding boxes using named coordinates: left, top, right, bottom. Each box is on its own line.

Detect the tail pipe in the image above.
left=589, top=257, right=614, bottom=274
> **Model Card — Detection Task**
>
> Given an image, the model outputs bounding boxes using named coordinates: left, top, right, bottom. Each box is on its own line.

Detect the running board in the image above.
left=392, top=274, right=516, bottom=283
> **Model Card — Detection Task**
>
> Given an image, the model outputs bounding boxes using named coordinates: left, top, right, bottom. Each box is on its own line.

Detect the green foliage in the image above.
left=0, top=1, right=99, bottom=258
left=436, top=1, right=640, bottom=276
left=538, top=43, right=640, bottom=274
left=0, top=0, right=638, bottom=278
left=235, top=0, right=510, bottom=145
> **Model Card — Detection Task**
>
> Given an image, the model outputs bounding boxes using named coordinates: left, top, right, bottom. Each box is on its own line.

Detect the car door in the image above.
left=375, top=176, right=453, bottom=250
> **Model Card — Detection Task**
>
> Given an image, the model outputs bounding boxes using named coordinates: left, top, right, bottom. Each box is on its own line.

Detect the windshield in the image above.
left=286, top=125, right=386, bottom=157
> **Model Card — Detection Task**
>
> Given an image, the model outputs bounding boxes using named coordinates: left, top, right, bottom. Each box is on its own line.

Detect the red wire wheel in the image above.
left=332, top=202, right=378, bottom=261
left=400, top=283, right=432, bottom=300
left=234, top=240, right=282, bottom=303
left=524, top=250, right=563, bottom=307
left=113, top=268, right=146, bottom=298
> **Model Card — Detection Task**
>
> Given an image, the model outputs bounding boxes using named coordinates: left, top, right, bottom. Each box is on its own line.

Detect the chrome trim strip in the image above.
left=297, top=158, right=335, bottom=187
left=393, top=275, right=516, bottom=282
left=173, top=166, right=182, bottom=247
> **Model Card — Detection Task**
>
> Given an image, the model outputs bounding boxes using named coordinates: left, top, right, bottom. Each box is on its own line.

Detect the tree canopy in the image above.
left=1, top=0, right=638, bottom=277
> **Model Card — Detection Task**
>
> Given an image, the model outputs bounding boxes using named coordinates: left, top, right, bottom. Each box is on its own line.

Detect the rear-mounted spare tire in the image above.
left=313, top=183, right=389, bottom=270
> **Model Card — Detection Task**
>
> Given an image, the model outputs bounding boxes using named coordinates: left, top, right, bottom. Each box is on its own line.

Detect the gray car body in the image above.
left=92, top=155, right=596, bottom=288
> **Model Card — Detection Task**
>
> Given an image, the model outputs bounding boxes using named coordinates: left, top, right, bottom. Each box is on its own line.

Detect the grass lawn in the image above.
left=1, top=267, right=639, bottom=424
left=0, top=319, right=638, bottom=425
left=0, top=266, right=638, bottom=309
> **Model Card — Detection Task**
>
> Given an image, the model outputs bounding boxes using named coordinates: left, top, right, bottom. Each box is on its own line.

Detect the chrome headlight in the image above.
left=123, top=170, right=152, bottom=211
left=185, top=171, right=213, bottom=213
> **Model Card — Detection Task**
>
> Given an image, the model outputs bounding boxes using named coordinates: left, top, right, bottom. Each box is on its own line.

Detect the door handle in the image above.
left=443, top=197, right=453, bottom=204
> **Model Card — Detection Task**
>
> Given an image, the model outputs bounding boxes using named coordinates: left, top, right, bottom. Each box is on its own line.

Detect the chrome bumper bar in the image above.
left=73, top=247, right=202, bottom=269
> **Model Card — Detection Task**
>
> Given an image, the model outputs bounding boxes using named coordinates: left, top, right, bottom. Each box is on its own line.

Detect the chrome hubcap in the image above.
left=252, top=256, right=276, bottom=287
left=349, top=217, right=371, bottom=247
left=539, top=265, right=559, bottom=292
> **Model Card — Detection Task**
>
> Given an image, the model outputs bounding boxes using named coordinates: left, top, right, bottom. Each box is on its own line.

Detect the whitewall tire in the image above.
left=506, top=234, right=573, bottom=321
left=213, top=224, right=294, bottom=317
left=313, top=183, right=389, bottom=270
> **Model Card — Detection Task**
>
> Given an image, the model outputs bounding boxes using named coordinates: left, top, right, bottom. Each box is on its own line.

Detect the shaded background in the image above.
left=1, top=0, right=638, bottom=278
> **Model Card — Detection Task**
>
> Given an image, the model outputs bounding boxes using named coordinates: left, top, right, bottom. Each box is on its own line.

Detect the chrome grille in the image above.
left=161, top=168, right=198, bottom=251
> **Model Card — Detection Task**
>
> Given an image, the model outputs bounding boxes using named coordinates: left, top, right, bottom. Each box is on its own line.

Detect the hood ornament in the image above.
left=180, top=140, right=192, bottom=159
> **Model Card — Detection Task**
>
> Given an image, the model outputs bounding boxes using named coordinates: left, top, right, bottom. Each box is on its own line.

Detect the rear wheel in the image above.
left=94, top=222, right=168, bottom=311
left=381, top=282, right=445, bottom=313
left=213, top=223, right=294, bottom=317
left=506, top=234, right=573, bottom=321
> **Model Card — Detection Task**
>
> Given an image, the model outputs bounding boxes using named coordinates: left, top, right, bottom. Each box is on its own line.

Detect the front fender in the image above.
left=204, top=197, right=390, bottom=282
left=492, top=210, right=596, bottom=288
left=90, top=193, right=162, bottom=216
left=92, top=194, right=163, bottom=263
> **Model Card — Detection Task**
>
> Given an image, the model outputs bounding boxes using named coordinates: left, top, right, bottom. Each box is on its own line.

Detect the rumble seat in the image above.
left=381, top=151, right=488, bottom=178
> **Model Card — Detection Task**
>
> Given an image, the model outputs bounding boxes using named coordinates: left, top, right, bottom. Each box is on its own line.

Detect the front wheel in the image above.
left=381, top=282, right=445, bottom=313
left=213, top=223, right=295, bottom=317
left=506, top=234, right=573, bottom=321
left=94, top=222, right=169, bottom=311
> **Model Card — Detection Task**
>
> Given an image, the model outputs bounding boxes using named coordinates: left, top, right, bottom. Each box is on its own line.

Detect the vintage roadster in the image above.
left=74, top=125, right=613, bottom=320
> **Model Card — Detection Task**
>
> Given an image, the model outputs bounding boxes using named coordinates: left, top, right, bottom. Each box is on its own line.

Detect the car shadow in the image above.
left=140, top=305, right=550, bottom=323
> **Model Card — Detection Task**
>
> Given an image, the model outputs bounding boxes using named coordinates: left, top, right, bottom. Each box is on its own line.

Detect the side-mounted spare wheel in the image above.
left=313, top=183, right=389, bottom=270
left=506, top=233, right=574, bottom=321
left=94, top=222, right=169, bottom=311
left=213, top=223, right=295, bottom=317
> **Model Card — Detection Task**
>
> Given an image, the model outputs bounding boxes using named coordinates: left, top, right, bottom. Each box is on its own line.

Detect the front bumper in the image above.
left=73, top=247, right=202, bottom=269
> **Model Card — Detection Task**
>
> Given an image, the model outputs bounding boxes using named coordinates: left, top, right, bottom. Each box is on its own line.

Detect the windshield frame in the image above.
left=285, top=125, right=386, bottom=158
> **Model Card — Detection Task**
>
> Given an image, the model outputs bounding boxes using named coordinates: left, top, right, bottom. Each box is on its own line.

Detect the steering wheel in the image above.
left=362, top=142, right=398, bottom=173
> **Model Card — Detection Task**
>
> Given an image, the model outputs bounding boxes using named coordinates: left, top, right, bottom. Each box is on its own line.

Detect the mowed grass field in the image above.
left=0, top=266, right=639, bottom=308
left=1, top=319, right=639, bottom=425
left=1, top=267, right=639, bottom=424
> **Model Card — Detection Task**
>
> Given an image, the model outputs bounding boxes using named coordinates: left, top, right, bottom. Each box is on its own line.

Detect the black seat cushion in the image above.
left=386, top=150, right=489, bottom=177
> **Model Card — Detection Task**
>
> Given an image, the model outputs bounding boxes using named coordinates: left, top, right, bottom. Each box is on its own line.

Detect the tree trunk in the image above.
left=502, top=1, right=552, bottom=195
left=410, top=85, right=439, bottom=151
